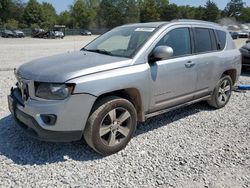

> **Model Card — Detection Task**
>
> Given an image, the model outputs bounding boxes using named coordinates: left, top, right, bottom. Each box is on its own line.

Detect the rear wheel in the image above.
left=84, top=96, right=137, bottom=155
left=207, top=75, right=233, bottom=109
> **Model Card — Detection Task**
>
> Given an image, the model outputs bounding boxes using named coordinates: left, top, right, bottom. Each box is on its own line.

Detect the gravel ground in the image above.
left=0, top=36, right=97, bottom=70
left=0, top=37, right=249, bottom=187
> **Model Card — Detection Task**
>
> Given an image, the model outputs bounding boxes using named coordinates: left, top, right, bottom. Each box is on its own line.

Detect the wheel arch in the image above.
left=91, top=88, right=145, bottom=122
left=222, top=69, right=237, bottom=84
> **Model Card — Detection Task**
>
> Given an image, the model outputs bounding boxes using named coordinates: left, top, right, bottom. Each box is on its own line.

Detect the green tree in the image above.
left=0, top=0, right=12, bottom=22
left=84, top=0, right=101, bottom=8
left=239, top=7, right=250, bottom=22
left=194, top=6, right=205, bottom=20
left=9, top=0, right=25, bottom=23
left=139, top=0, right=161, bottom=22
left=4, top=18, right=18, bottom=29
left=58, top=11, right=73, bottom=28
left=98, top=0, right=124, bottom=27
left=223, top=0, right=245, bottom=17
left=70, top=0, right=95, bottom=28
left=0, top=0, right=25, bottom=27
left=23, top=0, right=44, bottom=27
left=203, top=0, right=220, bottom=22
left=162, top=5, right=197, bottom=20
left=161, top=3, right=180, bottom=21
left=178, top=6, right=196, bottom=19
left=85, top=0, right=100, bottom=28
left=41, top=2, right=57, bottom=28
left=98, top=0, right=139, bottom=28
left=125, top=0, right=140, bottom=23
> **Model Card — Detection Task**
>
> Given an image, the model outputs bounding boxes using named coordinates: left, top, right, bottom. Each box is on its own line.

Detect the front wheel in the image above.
left=84, top=96, right=137, bottom=155
left=207, top=75, right=233, bottom=109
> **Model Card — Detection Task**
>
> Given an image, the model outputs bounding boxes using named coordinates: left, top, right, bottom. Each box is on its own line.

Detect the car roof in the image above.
left=122, top=22, right=169, bottom=28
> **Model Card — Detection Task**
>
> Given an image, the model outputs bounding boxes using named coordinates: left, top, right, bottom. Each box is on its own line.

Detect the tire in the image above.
left=84, top=96, right=137, bottom=156
left=207, top=75, right=233, bottom=109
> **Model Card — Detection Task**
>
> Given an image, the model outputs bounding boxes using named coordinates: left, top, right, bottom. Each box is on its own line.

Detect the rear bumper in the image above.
left=242, top=56, right=250, bottom=67
left=241, top=49, right=250, bottom=67
left=8, top=88, right=96, bottom=142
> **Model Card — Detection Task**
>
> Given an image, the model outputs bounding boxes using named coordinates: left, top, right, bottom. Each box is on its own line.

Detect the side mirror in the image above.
left=150, top=46, right=173, bottom=62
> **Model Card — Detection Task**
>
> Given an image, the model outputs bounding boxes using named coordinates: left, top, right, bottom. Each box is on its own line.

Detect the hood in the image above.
left=17, top=51, right=132, bottom=83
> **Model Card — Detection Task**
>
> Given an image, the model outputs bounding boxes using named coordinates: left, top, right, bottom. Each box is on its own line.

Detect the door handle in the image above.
left=185, top=61, right=195, bottom=68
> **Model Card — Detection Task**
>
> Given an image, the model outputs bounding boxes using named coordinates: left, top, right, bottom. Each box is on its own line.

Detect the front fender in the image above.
left=67, top=64, right=151, bottom=113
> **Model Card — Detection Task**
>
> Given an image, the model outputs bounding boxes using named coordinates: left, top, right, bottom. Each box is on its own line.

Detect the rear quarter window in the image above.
left=216, top=30, right=227, bottom=50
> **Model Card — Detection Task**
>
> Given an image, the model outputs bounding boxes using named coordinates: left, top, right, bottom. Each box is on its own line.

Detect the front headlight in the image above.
left=35, top=82, right=75, bottom=100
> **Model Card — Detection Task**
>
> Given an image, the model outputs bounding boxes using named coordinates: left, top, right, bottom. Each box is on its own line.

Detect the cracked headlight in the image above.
left=35, top=82, right=75, bottom=100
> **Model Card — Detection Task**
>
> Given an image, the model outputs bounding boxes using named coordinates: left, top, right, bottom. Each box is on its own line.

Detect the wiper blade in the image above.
left=82, top=48, right=113, bottom=56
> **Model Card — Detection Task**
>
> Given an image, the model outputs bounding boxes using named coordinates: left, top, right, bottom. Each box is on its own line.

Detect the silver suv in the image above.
left=8, top=20, right=241, bottom=155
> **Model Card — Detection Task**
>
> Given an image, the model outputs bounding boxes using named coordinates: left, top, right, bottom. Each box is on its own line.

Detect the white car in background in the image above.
left=227, top=25, right=240, bottom=31
left=238, top=30, right=249, bottom=38
left=54, top=31, right=64, bottom=39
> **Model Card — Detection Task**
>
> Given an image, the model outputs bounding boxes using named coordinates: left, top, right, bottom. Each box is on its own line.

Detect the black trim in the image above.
left=189, top=27, right=195, bottom=54
left=214, top=29, right=226, bottom=51
left=209, top=29, right=218, bottom=51
left=214, top=29, right=221, bottom=50
left=11, top=87, right=24, bottom=107
left=14, top=108, right=82, bottom=142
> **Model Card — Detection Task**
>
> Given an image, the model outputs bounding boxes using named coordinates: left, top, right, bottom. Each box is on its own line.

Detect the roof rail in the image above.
left=171, top=19, right=220, bottom=26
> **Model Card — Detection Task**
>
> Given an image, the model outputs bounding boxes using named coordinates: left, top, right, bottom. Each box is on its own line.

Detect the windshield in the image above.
left=82, top=26, right=156, bottom=58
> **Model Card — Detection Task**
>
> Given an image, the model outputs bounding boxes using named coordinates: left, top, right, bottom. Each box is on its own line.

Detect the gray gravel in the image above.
left=0, top=37, right=249, bottom=187
left=0, top=36, right=97, bottom=70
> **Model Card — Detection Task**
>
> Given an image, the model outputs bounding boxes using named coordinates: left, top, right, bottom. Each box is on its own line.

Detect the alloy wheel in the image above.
left=99, top=107, right=132, bottom=147
left=217, top=79, right=231, bottom=104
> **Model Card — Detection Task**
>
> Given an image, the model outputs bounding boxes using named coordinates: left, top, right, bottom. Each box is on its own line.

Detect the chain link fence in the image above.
left=0, top=28, right=110, bottom=36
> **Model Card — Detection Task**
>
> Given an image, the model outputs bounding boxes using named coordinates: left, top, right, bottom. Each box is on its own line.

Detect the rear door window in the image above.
left=194, top=28, right=214, bottom=53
